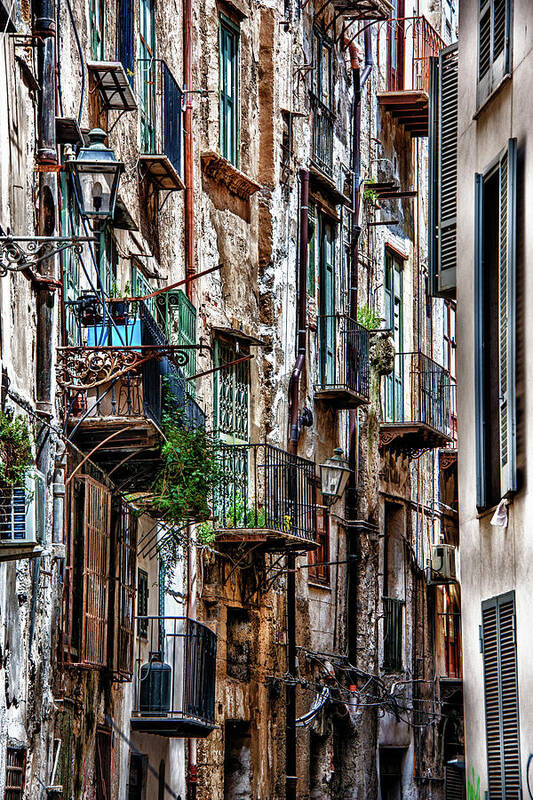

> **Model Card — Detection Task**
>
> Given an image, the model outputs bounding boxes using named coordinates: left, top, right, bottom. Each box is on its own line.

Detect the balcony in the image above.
left=138, top=60, right=185, bottom=191
left=60, top=298, right=204, bottom=480
left=378, top=16, right=445, bottom=136
left=213, top=443, right=319, bottom=551
left=380, top=351, right=452, bottom=453
left=131, top=617, right=217, bottom=737
left=315, top=316, right=370, bottom=409
left=302, top=0, right=391, bottom=19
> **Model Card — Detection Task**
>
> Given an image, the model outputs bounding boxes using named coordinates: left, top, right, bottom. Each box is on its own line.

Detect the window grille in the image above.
left=5, top=747, right=26, bottom=800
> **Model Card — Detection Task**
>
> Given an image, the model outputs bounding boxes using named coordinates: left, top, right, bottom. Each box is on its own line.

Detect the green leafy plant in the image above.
left=196, top=522, right=216, bottom=545
left=216, top=493, right=292, bottom=532
left=363, top=179, right=379, bottom=204
left=0, top=413, right=33, bottom=488
left=357, top=304, right=382, bottom=331
left=151, top=412, right=221, bottom=527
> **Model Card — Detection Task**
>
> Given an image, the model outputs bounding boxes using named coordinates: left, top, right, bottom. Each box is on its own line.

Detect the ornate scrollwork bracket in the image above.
left=56, top=345, right=191, bottom=391
left=0, top=236, right=96, bottom=277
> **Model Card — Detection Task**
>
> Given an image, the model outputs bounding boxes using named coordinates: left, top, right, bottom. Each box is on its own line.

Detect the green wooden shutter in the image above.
left=177, top=291, right=197, bottom=389
left=90, top=0, right=105, bottom=60
left=499, top=139, right=517, bottom=496
left=214, top=339, right=249, bottom=444
left=474, top=173, right=486, bottom=509
left=481, top=592, right=521, bottom=800
left=219, top=17, right=239, bottom=166
left=429, top=43, right=458, bottom=299
left=478, top=0, right=512, bottom=106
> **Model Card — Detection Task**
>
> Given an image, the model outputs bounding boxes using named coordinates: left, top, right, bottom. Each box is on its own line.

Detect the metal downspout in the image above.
left=184, top=0, right=195, bottom=302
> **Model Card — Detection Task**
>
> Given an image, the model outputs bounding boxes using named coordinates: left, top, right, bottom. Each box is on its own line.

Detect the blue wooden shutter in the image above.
left=474, top=173, right=486, bottom=509
left=481, top=591, right=521, bottom=799
left=499, top=138, right=517, bottom=496
left=428, top=43, right=458, bottom=298
left=117, top=0, right=135, bottom=86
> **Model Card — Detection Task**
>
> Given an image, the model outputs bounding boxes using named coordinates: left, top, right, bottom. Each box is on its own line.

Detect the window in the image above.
left=137, top=568, right=149, bottom=638
left=224, top=722, right=252, bottom=800
left=112, top=505, right=137, bottom=678
left=481, top=591, right=521, bottom=799
left=128, top=754, right=147, bottom=800
left=477, top=0, right=512, bottom=107
left=379, top=748, right=406, bottom=800
left=308, top=504, right=329, bottom=585
left=475, top=139, right=517, bottom=509
left=219, top=15, right=239, bottom=166
left=382, top=503, right=404, bottom=672
left=139, top=0, right=156, bottom=154
left=95, top=726, right=112, bottom=800
left=116, top=0, right=135, bottom=85
left=90, top=0, right=105, bottom=60
left=61, top=173, right=82, bottom=345
left=428, top=43, right=458, bottom=298
left=318, top=216, right=336, bottom=388
left=226, top=607, right=251, bottom=681
left=5, top=747, right=26, bottom=800
left=384, top=250, right=404, bottom=422
left=387, top=0, right=405, bottom=91
left=443, top=301, right=457, bottom=445
left=311, top=28, right=334, bottom=175
left=214, top=338, right=250, bottom=444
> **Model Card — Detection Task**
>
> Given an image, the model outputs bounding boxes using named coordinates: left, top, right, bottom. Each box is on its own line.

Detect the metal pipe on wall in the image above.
left=347, top=27, right=373, bottom=667
left=184, top=0, right=195, bottom=303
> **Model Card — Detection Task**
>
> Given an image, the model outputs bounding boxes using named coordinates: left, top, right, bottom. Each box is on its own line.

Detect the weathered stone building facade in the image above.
left=0, top=0, right=462, bottom=798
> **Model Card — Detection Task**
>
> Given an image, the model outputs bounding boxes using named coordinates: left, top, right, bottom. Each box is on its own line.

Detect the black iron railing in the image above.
left=383, top=597, right=404, bottom=671
left=310, top=94, right=334, bottom=177
left=214, top=443, right=318, bottom=544
left=383, top=351, right=451, bottom=436
left=317, top=315, right=370, bottom=400
left=132, top=616, right=217, bottom=726
left=66, top=297, right=204, bottom=428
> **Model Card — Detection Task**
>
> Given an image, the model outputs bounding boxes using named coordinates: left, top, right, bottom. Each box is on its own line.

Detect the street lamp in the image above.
left=69, top=128, right=124, bottom=220
left=319, top=448, right=351, bottom=506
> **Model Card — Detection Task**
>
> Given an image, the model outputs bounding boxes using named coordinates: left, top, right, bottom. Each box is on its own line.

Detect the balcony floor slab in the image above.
left=379, top=422, right=451, bottom=453
left=214, top=527, right=319, bottom=552
left=314, top=386, right=369, bottom=409
left=131, top=715, right=215, bottom=738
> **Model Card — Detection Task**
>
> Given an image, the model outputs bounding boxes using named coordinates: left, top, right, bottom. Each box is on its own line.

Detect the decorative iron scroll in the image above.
left=0, top=236, right=94, bottom=276
left=57, top=346, right=189, bottom=390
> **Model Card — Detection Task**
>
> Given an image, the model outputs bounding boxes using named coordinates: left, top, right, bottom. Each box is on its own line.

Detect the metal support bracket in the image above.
left=0, top=235, right=95, bottom=276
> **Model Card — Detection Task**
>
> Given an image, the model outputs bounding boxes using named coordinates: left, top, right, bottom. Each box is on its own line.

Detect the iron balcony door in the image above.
left=319, top=219, right=336, bottom=388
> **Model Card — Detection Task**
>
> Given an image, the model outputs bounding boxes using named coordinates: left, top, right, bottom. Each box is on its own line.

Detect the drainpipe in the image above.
left=184, top=0, right=195, bottom=302
left=288, top=168, right=309, bottom=454
left=34, top=0, right=58, bottom=416
left=347, top=28, right=373, bottom=667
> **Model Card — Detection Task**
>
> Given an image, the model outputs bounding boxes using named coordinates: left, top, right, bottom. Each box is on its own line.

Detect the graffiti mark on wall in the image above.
left=467, top=767, right=481, bottom=800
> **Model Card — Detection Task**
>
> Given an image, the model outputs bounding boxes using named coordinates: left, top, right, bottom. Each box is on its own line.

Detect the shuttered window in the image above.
left=428, top=43, right=458, bottom=299
left=66, top=476, right=112, bottom=668
left=481, top=591, right=521, bottom=799
left=219, top=15, right=239, bottom=166
left=95, top=726, right=112, bottom=800
left=474, top=139, right=517, bottom=509
left=112, top=505, right=137, bottom=678
left=5, top=748, right=26, bottom=800
left=116, top=0, right=135, bottom=86
left=477, top=0, right=512, bottom=107
left=90, top=0, right=105, bottom=60
left=214, top=338, right=250, bottom=444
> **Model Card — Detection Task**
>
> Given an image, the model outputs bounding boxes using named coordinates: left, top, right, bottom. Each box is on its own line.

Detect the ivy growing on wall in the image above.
left=0, top=412, right=33, bottom=488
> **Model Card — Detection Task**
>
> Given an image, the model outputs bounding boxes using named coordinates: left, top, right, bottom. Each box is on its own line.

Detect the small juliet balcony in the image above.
left=59, top=298, right=204, bottom=481
left=138, top=59, right=184, bottom=191
left=378, top=16, right=445, bottom=136
left=315, top=315, right=370, bottom=409
left=380, top=351, right=452, bottom=453
left=131, top=616, right=217, bottom=738
left=213, top=443, right=319, bottom=551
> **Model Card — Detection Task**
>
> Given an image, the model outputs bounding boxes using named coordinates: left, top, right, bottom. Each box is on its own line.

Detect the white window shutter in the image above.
left=499, top=139, right=517, bottom=496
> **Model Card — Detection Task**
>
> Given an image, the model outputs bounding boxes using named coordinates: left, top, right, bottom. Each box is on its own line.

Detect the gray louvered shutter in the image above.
left=498, top=139, right=517, bottom=496
left=481, top=592, right=521, bottom=800
left=428, top=43, right=458, bottom=298
left=477, top=0, right=512, bottom=106
left=474, top=173, right=486, bottom=509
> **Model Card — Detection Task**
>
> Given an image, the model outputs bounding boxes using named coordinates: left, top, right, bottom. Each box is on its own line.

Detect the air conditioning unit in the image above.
left=426, top=544, right=457, bottom=585
left=0, top=470, right=45, bottom=561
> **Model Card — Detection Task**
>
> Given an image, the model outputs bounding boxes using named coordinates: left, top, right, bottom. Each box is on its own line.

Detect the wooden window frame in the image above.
left=5, top=747, right=26, bottom=800
left=219, top=14, right=240, bottom=167
left=308, top=504, right=330, bottom=586
left=137, top=567, right=149, bottom=639
left=477, top=0, right=512, bottom=109
left=95, top=725, right=113, bottom=800
left=111, top=503, right=137, bottom=678
left=90, top=0, right=105, bottom=61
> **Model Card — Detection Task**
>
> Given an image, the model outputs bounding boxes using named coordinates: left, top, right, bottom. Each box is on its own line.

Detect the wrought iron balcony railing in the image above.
left=61, top=297, right=204, bottom=430
left=310, top=94, right=334, bottom=178
left=381, top=351, right=451, bottom=450
left=383, top=597, right=404, bottom=672
left=138, top=59, right=184, bottom=190
left=315, top=315, right=370, bottom=408
left=213, top=443, right=318, bottom=550
left=131, top=616, right=217, bottom=737
left=380, top=15, right=445, bottom=94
